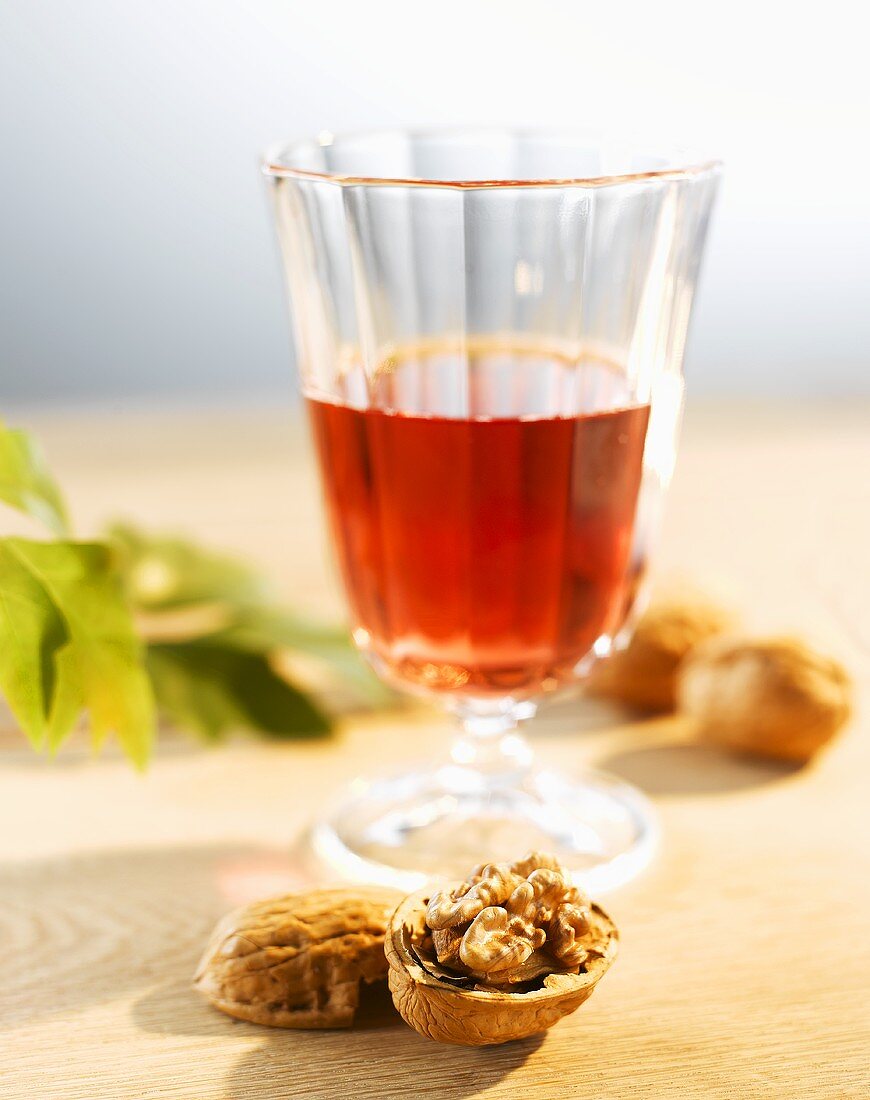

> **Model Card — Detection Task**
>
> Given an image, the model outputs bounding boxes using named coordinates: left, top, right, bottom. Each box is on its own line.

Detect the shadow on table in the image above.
left=133, top=972, right=401, bottom=1039
left=596, top=741, right=802, bottom=796
left=224, top=1027, right=545, bottom=1100
left=533, top=693, right=631, bottom=737
left=135, top=957, right=545, bottom=1099
left=0, top=841, right=320, bottom=1030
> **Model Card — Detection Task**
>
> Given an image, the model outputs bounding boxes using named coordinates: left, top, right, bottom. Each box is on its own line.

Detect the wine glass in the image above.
left=264, top=128, right=720, bottom=892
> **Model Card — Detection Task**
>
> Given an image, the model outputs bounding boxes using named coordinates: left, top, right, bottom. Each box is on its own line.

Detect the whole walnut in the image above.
left=589, top=594, right=735, bottom=711
left=194, top=886, right=402, bottom=1028
left=678, top=636, right=852, bottom=762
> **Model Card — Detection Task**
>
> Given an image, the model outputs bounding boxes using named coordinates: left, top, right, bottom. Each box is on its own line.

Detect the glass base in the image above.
left=310, top=760, right=658, bottom=895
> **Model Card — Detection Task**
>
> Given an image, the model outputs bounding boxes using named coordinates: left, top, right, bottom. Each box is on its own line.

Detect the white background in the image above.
left=1, top=0, right=867, bottom=404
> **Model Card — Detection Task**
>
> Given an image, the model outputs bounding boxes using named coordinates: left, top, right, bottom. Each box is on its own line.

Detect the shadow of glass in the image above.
left=0, top=842, right=316, bottom=1030
left=597, top=742, right=802, bottom=797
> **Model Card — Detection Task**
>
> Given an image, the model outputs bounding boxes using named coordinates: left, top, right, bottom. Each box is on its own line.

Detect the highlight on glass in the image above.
left=264, top=128, right=721, bottom=891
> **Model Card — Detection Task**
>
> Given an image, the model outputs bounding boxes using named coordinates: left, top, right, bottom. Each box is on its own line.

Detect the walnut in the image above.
left=425, top=861, right=520, bottom=929
left=459, top=895, right=547, bottom=975
left=385, top=852, right=618, bottom=1045
left=678, top=636, right=853, bottom=762
left=510, top=851, right=565, bottom=877
left=194, top=886, right=402, bottom=1028
left=548, top=902, right=592, bottom=967
left=589, top=594, right=735, bottom=711
left=430, top=925, right=464, bottom=968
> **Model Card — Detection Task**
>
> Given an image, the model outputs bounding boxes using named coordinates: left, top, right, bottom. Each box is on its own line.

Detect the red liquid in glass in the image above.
left=307, top=350, right=650, bottom=698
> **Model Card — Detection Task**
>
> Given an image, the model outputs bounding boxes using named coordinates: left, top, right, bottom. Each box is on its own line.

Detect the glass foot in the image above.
left=310, top=761, right=658, bottom=895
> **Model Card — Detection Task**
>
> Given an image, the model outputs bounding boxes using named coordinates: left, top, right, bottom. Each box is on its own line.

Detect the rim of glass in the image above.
left=263, top=126, right=722, bottom=189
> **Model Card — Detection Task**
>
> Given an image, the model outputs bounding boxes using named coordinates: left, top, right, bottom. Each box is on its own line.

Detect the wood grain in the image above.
left=1, top=401, right=868, bottom=1099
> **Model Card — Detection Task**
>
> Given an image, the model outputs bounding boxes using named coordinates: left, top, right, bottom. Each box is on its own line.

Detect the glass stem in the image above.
left=447, top=699, right=536, bottom=788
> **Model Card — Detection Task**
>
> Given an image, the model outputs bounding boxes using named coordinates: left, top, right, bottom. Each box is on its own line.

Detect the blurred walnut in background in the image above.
left=588, top=588, right=853, bottom=764
left=678, top=636, right=853, bottom=763
left=589, top=594, right=735, bottom=711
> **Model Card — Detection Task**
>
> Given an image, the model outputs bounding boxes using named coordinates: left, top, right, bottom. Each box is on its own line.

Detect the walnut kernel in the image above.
left=425, top=861, right=519, bottom=929
left=426, top=854, right=593, bottom=982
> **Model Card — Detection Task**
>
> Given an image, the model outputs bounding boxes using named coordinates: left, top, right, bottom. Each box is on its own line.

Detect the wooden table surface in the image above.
left=1, top=400, right=868, bottom=1099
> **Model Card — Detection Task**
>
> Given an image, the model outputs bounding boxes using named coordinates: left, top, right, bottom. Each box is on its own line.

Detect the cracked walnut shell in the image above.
left=194, top=886, right=402, bottom=1028
left=678, top=635, right=852, bottom=762
left=385, top=854, right=618, bottom=1045
left=589, top=595, right=734, bottom=711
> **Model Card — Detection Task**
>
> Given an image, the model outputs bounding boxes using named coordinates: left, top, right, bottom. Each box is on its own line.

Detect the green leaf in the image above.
left=107, top=522, right=267, bottom=610
left=0, top=422, right=70, bottom=534
left=0, top=538, right=156, bottom=767
left=107, top=522, right=389, bottom=707
left=211, top=606, right=392, bottom=705
left=147, top=641, right=331, bottom=741
left=45, top=643, right=86, bottom=753
left=0, top=542, right=70, bottom=748
left=213, top=607, right=353, bottom=652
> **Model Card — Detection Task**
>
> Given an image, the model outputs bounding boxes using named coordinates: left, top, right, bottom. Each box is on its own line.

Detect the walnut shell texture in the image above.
left=678, top=636, right=852, bottom=762
left=194, top=886, right=402, bottom=1028
left=385, top=888, right=618, bottom=1045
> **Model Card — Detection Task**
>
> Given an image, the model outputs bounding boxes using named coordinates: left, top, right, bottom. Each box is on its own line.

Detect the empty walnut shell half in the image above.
left=194, top=886, right=403, bottom=1028
left=385, top=888, right=618, bottom=1045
